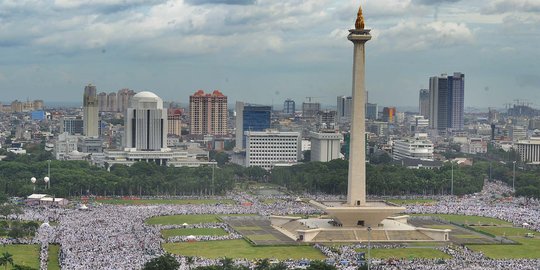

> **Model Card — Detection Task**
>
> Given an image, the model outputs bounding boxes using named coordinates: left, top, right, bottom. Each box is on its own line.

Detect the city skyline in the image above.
left=0, top=0, right=539, bottom=108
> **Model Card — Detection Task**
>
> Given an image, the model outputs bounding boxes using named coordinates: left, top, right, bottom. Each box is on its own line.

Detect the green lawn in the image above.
left=146, top=214, right=254, bottom=225
left=163, top=239, right=325, bottom=260
left=100, top=199, right=235, bottom=205
left=48, top=244, right=61, bottom=270
left=0, top=245, right=40, bottom=269
left=467, top=227, right=540, bottom=259
left=412, top=214, right=512, bottom=226
left=454, top=234, right=483, bottom=239
left=426, top=225, right=455, bottom=230
left=388, top=199, right=437, bottom=205
left=161, top=228, right=228, bottom=238
left=356, top=248, right=451, bottom=260
left=246, top=234, right=279, bottom=241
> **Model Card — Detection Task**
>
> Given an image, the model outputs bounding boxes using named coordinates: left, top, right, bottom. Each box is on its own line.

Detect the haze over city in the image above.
left=1, top=0, right=539, bottom=108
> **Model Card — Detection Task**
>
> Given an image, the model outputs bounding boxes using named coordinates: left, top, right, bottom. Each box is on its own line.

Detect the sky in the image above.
left=0, top=0, right=539, bottom=109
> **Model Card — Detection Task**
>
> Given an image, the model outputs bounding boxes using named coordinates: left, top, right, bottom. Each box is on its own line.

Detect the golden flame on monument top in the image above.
left=355, top=5, right=365, bottom=30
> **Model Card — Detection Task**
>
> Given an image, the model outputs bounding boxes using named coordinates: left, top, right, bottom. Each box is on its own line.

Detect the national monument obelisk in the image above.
left=347, top=5, right=371, bottom=207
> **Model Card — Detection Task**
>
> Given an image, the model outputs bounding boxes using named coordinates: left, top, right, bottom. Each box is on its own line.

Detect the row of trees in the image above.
left=2, top=142, right=540, bottom=198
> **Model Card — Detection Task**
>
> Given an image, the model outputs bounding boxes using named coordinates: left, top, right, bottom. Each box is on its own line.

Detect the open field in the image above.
left=468, top=227, right=540, bottom=259
left=48, top=244, right=61, bottom=270
left=99, top=199, right=235, bottom=205
left=246, top=234, right=279, bottom=241
left=387, top=199, right=437, bottom=205
left=161, top=228, right=228, bottom=238
left=146, top=214, right=254, bottom=225
left=412, top=214, right=512, bottom=226
left=356, top=248, right=451, bottom=260
left=163, top=239, right=325, bottom=260
left=0, top=245, right=40, bottom=269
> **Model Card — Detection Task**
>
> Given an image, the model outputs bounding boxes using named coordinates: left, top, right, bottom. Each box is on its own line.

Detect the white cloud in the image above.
left=377, top=21, right=474, bottom=51
left=484, top=0, right=540, bottom=14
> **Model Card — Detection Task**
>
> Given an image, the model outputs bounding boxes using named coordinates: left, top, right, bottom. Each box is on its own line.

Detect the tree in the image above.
left=306, top=261, right=336, bottom=270
left=0, top=252, right=13, bottom=270
left=143, top=254, right=179, bottom=270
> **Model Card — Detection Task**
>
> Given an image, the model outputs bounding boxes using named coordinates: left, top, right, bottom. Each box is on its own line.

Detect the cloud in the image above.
left=185, top=0, right=256, bottom=5
left=414, top=0, right=461, bottom=5
left=516, top=74, right=540, bottom=88
left=484, top=0, right=540, bottom=14
left=377, top=20, right=473, bottom=51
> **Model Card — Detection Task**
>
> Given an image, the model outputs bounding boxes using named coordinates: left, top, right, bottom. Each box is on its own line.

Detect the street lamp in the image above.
left=44, top=177, right=50, bottom=189
left=367, top=226, right=372, bottom=270
left=30, top=177, right=36, bottom=191
left=513, top=161, right=516, bottom=191
left=451, top=161, right=454, bottom=196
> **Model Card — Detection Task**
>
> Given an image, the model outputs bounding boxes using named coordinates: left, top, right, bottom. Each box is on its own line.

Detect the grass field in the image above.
left=164, top=239, right=325, bottom=260
left=413, top=214, right=512, bottom=226
left=0, top=245, right=40, bottom=269
left=356, top=248, right=451, bottom=260
left=388, top=199, right=437, bottom=205
left=454, top=234, right=483, bottom=239
left=468, top=227, right=540, bottom=259
left=48, top=244, right=61, bottom=270
left=146, top=214, right=254, bottom=225
left=161, top=228, right=228, bottom=238
left=100, top=199, right=235, bottom=205
left=426, top=225, right=455, bottom=230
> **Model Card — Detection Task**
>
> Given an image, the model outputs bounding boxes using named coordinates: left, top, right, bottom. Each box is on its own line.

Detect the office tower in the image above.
left=10, top=100, right=23, bottom=113
left=429, top=73, right=465, bottom=131
left=283, top=99, right=295, bottom=115
left=189, top=90, right=228, bottom=136
left=98, top=92, right=108, bottom=112
left=124, top=91, right=167, bottom=150
left=365, top=103, right=378, bottom=120
left=245, top=130, right=300, bottom=170
left=302, top=102, right=320, bottom=120
left=337, top=96, right=353, bottom=123
left=62, top=116, right=84, bottom=135
left=419, top=89, right=430, bottom=119
left=83, top=84, right=99, bottom=137
left=382, top=107, right=396, bottom=123
left=33, top=100, right=44, bottom=110
left=168, top=109, right=182, bottom=136
left=235, top=102, right=272, bottom=149
left=117, top=88, right=136, bottom=113
left=448, top=73, right=465, bottom=130
left=310, top=131, right=343, bottom=162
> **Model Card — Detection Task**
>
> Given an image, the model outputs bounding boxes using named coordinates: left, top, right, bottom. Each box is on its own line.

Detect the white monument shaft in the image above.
left=347, top=30, right=371, bottom=206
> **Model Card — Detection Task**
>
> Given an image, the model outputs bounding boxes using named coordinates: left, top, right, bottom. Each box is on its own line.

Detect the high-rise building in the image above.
left=189, top=90, right=228, bottom=136
left=337, top=96, right=353, bottom=123
left=283, top=99, right=295, bottom=115
left=107, top=92, right=117, bottom=112
left=302, top=102, right=320, bottom=120
left=317, top=110, right=337, bottom=130
left=419, top=89, right=430, bottom=119
left=97, top=92, right=108, bottom=112
left=310, top=131, right=343, bottom=162
left=429, top=73, right=465, bottom=131
left=168, top=109, right=182, bottom=136
left=117, top=88, right=136, bottom=113
left=382, top=107, right=396, bottom=123
left=448, top=73, right=465, bottom=130
left=124, top=91, right=167, bottom=150
left=83, top=84, right=99, bottom=137
left=235, top=102, right=272, bottom=149
left=365, top=103, right=378, bottom=120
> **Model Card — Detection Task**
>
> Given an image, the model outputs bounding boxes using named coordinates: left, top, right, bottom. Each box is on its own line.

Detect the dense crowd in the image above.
left=3, top=181, right=539, bottom=269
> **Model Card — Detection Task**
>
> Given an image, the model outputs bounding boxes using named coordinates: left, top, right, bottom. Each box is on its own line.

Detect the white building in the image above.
left=54, top=132, right=80, bottom=160
left=461, top=138, right=488, bottom=154
left=516, top=137, right=540, bottom=164
left=124, top=91, right=167, bottom=150
left=245, top=130, right=301, bottom=170
left=310, top=132, right=343, bottom=162
left=511, top=125, right=527, bottom=141
left=392, top=133, right=434, bottom=161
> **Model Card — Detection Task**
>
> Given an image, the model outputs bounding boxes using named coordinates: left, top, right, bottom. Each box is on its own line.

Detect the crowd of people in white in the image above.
left=3, top=181, right=540, bottom=269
